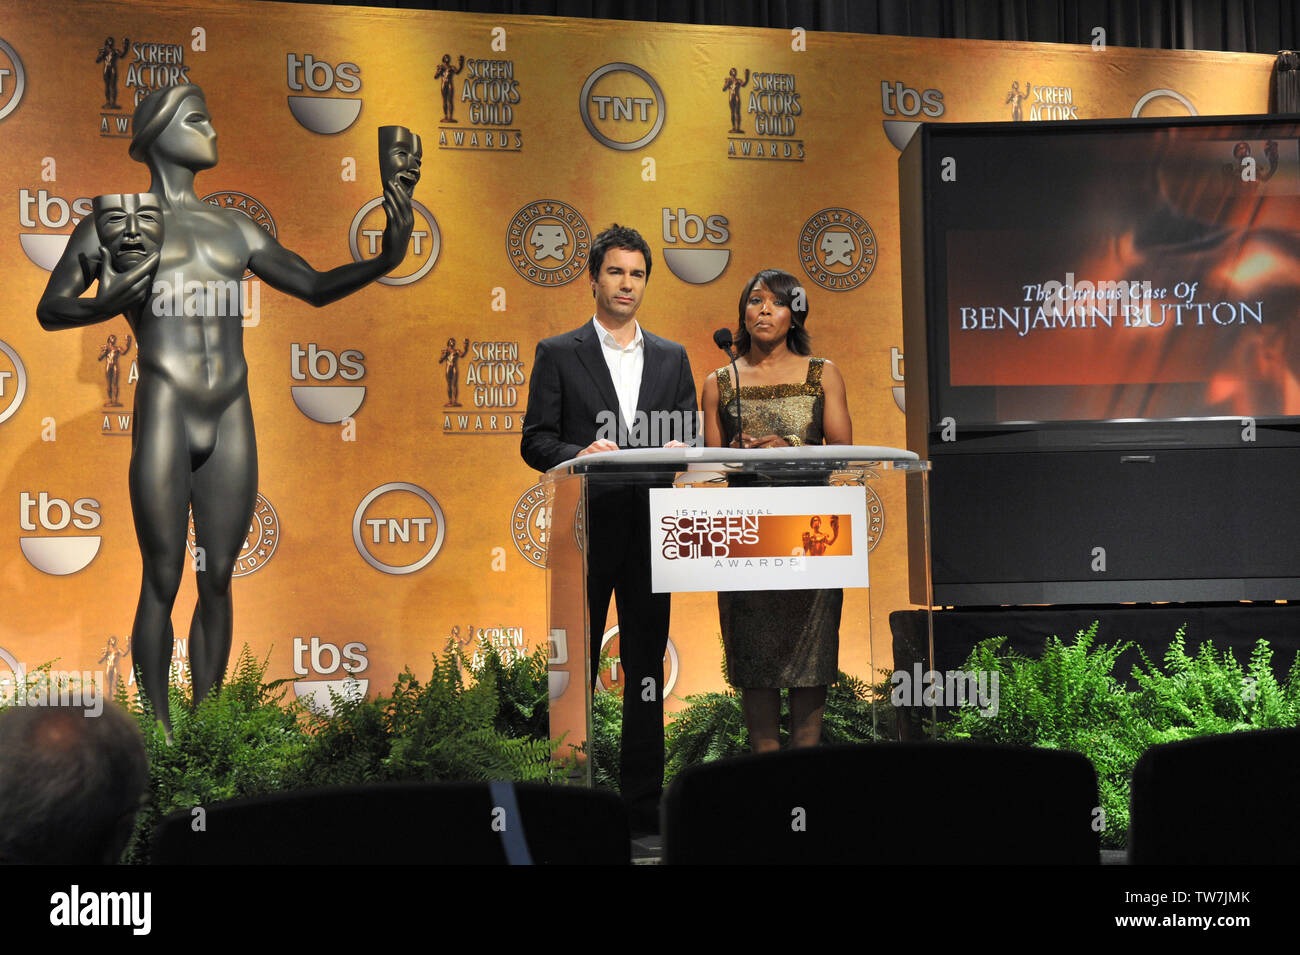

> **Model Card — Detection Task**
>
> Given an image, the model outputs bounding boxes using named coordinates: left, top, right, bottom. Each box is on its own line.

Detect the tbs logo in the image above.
left=881, top=81, right=944, bottom=151
left=18, top=189, right=94, bottom=271
left=661, top=208, right=730, bottom=285
left=290, top=342, right=366, bottom=423
left=286, top=53, right=362, bottom=134
left=290, top=636, right=369, bottom=714
left=18, top=492, right=102, bottom=576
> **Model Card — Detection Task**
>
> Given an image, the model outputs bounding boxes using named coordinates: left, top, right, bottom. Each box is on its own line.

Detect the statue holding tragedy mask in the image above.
left=37, top=84, right=422, bottom=738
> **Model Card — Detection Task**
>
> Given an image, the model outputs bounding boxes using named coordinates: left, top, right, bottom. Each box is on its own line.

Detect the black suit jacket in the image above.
left=521, top=320, right=698, bottom=473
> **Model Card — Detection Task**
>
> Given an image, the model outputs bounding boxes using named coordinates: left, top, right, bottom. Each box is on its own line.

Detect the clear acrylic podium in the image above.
left=540, top=446, right=932, bottom=785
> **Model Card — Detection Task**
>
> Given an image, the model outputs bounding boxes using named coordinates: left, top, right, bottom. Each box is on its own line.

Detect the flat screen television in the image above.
left=901, top=114, right=1300, bottom=453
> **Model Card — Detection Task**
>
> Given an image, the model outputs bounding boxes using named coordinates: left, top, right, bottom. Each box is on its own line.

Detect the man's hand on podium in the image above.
left=577, top=439, right=620, bottom=456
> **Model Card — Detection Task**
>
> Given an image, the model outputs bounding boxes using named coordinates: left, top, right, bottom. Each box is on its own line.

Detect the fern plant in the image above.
left=936, top=624, right=1300, bottom=849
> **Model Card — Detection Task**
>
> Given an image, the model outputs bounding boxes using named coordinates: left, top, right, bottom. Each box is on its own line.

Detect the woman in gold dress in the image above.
left=701, top=268, right=853, bottom=752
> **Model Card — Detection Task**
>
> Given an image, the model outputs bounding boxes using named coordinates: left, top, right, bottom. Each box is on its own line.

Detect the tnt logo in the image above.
left=290, top=342, right=366, bottom=423
left=579, top=62, right=665, bottom=151
left=0, top=340, right=28, bottom=426
left=0, top=37, right=26, bottom=123
left=348, top=197, right=439, bottom=286
left=661, top=207, right=731, bottom=284
left=290, top=636, right=369, bottom=714
left=352, top=482, right=446, bottom=575
left=594, top=626, right=679, bottom=697
left=18, top=492, right=102, bottom=576
left=18, top=190, right=95, bottom=271
left=286, top=53, right=362, bottom=134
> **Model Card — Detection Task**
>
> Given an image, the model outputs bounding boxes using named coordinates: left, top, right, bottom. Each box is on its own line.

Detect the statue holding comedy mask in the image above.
left=37, top=84, right=420, bottom=739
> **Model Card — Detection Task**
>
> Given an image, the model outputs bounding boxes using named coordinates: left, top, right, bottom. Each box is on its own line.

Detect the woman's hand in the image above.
left=732, top=432, right=788, bottom=448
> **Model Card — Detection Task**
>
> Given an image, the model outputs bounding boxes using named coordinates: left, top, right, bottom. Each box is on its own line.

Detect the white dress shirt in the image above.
left=593, top=316, right=644, bottom=432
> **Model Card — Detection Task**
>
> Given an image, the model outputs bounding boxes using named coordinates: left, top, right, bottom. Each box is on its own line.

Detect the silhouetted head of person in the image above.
left=0, top=704, right=148, bottom=864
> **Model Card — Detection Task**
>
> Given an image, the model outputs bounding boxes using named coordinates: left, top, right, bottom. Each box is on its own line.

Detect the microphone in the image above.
left=712, top=328, right=743, bottom=448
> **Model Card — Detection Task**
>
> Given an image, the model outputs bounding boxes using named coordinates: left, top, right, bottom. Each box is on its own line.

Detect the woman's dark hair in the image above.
left=734, top=268, right=810, bottom=356
left=589, top=223, right=653, bottom=283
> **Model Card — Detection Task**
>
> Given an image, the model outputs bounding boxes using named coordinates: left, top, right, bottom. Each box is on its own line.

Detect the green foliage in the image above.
left=590, top=671, right=888, bottom=789
left=116, top=640, right=560, bottom=864
left=298, top=640, right=559, bottom=788
left=935, top=624, right=1300, bottom=849
left=589, top=689, right=624, bottom=790
left=122, top=648, right=312, bottom=865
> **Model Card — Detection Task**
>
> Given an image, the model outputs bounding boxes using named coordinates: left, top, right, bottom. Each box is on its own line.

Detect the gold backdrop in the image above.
left=0, top=0, right=1274, bottom=713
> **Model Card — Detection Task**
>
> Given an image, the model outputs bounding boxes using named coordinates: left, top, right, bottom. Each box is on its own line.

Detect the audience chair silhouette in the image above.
left=663, top=742, right=1101, bottom=864
left=151, top=781, right=630, bottom=864
left=1128, top=727, right=1300, bottom=864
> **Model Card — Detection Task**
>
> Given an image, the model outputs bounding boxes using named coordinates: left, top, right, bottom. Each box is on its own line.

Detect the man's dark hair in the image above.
left=0, top=704, right=148, bottom=864
left=734, top=268, right=812, bottom=357
left=589, top=223, right=652, bottom=283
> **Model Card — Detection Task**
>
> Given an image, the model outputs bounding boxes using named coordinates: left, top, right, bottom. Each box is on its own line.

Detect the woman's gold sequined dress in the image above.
left=715, top=358, right=843, bottom=688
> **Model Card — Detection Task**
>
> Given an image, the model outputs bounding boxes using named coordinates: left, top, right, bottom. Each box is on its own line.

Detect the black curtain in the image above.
left=263, top=0, right=1300, bottom=53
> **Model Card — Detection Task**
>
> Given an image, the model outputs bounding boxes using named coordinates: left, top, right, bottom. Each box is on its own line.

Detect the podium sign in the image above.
left=648, top=486, right=868, bottom=593
left=540, top=447, right=932, bottom=784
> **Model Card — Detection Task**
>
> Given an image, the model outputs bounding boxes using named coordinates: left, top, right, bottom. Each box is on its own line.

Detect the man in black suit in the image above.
left=521, top=224, right=697, bottom=834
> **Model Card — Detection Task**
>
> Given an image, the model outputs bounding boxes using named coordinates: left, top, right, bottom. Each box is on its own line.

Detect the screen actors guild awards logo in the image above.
left=435, top=53, right=465, bottom=123
left=98, top=636, right=131, bottom=698
left=442, top=337, right=525, bottom=434
left=99, top=36, right=192, bottom=137
left=798, top=207, right=876, bottom=291
left=726, top=66, right=803, bottom=161
left=98, top=331, right=132, bottom=408
left=723, top=67, right=749, bottom=132
left=1006, top=81, right=1079, bottom=121
left=96, top=36, right=129, bottom=110
left=507, top=200, right=590, bottom=286
left=440, top=338, right=468, bottom=406
left=438, top=53, right=522, bottom=151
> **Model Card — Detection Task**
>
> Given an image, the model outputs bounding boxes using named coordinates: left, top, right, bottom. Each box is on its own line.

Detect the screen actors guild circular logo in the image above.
left=0, top=38, right=27, bottom=122
left=507, top=200, right=590, bottom=286
left=187, top=493, right=279, bottom=577
left=511, top=483, right=551, bottom=568
left=798, top=207, right=876, bottom=292
left=579, top=62, right=665, bottom=151
left=352, top=482, right=446, bottom=575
